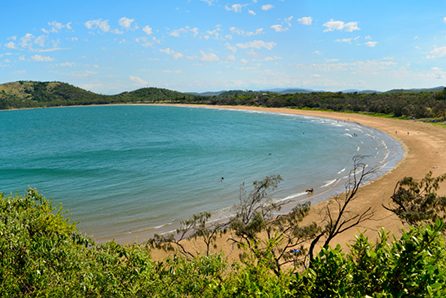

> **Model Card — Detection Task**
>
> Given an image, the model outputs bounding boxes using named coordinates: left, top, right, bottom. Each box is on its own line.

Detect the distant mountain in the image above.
left=341, top=89, right=381, bottom=94
left=192, top=88, right=316, bottom=95
left=386, top=86, right=445, bottom=93
left=261, top=88, right=316, bottom=94
left=188, top=91, right=226, bottom=96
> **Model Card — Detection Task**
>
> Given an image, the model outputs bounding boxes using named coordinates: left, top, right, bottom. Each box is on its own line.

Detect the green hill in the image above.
left=0, top=81, right=107, bottom=109
left=0, top=81, right=199, bottom=109
left=115, top=87, right=196, bottom=103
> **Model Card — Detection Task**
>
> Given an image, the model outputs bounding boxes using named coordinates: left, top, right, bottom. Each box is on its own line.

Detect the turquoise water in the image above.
left=0, top=105, right=402, bottom=242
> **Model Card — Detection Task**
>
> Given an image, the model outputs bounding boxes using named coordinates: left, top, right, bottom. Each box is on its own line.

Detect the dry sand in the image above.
left=145, top=104, right=446, bottom=260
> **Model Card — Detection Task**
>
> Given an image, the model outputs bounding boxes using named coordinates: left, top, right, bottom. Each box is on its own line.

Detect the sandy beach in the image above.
left=148, top=104, right=446, bottom=260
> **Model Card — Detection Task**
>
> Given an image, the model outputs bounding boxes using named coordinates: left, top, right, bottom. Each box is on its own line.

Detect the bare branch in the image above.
left=308, top=155, right=376, bottom=265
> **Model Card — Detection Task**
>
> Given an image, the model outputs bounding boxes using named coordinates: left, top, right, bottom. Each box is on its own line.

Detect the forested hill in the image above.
left=1, top=80, right=446, bottom=121
left=0, top=81, right=197, bottom=109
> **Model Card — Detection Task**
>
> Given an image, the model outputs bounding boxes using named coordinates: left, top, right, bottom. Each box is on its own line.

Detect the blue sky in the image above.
left=1, top=0, right=446, bottom=93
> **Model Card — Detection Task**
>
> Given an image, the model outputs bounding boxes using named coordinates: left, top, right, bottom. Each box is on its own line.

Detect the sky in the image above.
left=1, top=0, right=446, bottom=94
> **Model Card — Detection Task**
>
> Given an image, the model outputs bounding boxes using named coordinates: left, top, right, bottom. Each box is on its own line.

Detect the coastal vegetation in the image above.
left=2, top=170, right=446, bottom=296
left=1, top=81, right=446, bottom=122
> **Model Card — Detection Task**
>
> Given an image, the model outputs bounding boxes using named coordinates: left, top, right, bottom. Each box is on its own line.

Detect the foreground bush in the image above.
left=1, top=189, right=446, bottom=297
left=293, top=220, right=446, bottom=297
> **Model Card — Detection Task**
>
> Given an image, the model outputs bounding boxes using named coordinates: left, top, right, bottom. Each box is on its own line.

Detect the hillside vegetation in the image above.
left=2, top=171, right=446, bottom=296
left=0, top=81, right=196, bottom=109
left=1, top=81, right=446, bottom=121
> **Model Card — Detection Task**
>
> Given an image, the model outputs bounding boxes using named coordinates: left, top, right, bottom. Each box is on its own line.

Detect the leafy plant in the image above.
left=384, top=171, right=446, bottom=226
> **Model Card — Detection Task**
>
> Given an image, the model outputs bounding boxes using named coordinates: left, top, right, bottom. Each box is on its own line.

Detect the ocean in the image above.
left=0, top=105, right=403, bottom=242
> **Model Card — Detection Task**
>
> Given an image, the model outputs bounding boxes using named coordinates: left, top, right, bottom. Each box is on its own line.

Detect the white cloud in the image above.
left=16, top=33, right=56, bottom=51
left=270, top=16, right=294, bottom=33
left=336, top=38, right=353, bottom=43
left=264, top=56, right=281, bottom=61
left=236, top=40, right=276, bottom=50
left=298, top=58, right=396, bottom=73
left=43, top=21, right=72, bottom=34
left=261, top=4, right=273, bottom=11
left=365, top=41, right=378, bottom=47
left=203, top=26, right=222, bottom=40
left=200, top=51, right=220, bottom=62
left=21, top=33, right=33, bottom=48
left=443, top=17, right=446, bottom=23
left=58, top=62, right=75, bottom=67
left=427, top=46, right=446, bottom=59
left=226, top=54, right=236, bottom=61
left=225, top=43, right=237, bottom=53
left=161, top=48, right=184, bottom=59
left=170, top=26, right=199, bottom=37
left=248, top=10, right=256, bottom=16
left=323, top=19, right=360, bottom=32
left=298, top=16, right=313, bottom=26
left=270, top=24, right=287, bottom=32
left=119, top=17, right=135, bottom=29
left=5, top=42, right=16, bottom=49
left=31, top=55, right=53, bottom=62
left=201, top=0, right=215, bottom=5
left=135, top=36, right=153, bottom=47
left=431, top=67, right=446, bottom=79
left=142, top=25, right=153, bottom=35
left=34, top=35, right=46, bottom=47
left=229, top=27, right=263, bottom=36
left=225, top=4, right=243, bottom=13
left=32, top=47, right=62, bottom=53
left=284, top=16, right=294, bottom=27
left=85, top=19, right=110, bottom=32
left=129, top=75, right=149, bottom=86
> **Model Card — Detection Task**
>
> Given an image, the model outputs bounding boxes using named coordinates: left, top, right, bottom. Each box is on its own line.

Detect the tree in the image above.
left=308, top=155, right=376, bottom=263
left=294, top=221, right=446, bottom=297
left=384, top=171, right=446, bottom=226
left=148, top=211, right=226, bottom=258
left=229, top=175, right=318, bottom=276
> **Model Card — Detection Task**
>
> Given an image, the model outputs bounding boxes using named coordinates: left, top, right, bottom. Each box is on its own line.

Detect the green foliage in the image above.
left=294, top=221, right=446, bottom=297
left=228, top=176, right=318, bottom=276
left=0, top=190, right=290, bottom=296
left=2, top=187, right=446, bottom=296
left=148, top=211, right=225, bottom=258
left=385, top=171, right=446, bottom=226
left=230, top=175, right=283, bottom=240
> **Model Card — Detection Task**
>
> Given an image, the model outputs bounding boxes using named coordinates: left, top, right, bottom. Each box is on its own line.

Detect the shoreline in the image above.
left=3, top=103, right=446, bottom=247
left=94, top=104, right=404, bottom=243
left=146, top=104, right=446, bottom=258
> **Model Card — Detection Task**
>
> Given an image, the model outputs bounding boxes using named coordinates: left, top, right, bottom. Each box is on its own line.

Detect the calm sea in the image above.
left=0, top=105, right=402, bottom=242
